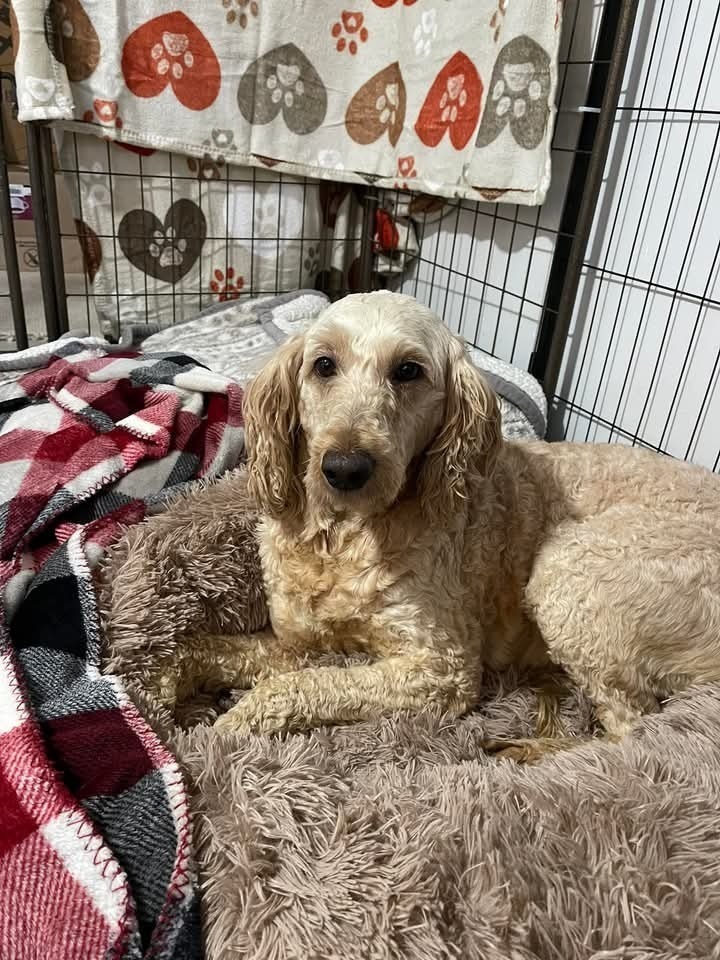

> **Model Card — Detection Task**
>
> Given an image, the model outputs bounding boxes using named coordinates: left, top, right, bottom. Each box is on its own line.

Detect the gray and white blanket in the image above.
left=142, top=291, right=547, bottom=441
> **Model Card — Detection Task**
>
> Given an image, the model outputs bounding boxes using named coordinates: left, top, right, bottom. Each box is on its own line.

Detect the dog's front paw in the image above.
left=213, top=686, right=294, bottom=736
left=213, top=709, right=253, bottom=736
left=147, top=672, right=179, bottom=710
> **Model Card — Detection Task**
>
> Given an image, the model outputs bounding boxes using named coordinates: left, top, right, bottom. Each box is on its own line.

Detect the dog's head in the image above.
left=244, top=292, right=501, bottom=527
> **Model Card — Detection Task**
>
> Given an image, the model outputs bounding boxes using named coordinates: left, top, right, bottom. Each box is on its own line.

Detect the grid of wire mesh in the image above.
left=398, top=0, right=602, bottom=372
left=555, top=0, right=720, bottom=472
left=54, top=147, right=378, bottom=341
left=401, top=0, right=720, bottom=472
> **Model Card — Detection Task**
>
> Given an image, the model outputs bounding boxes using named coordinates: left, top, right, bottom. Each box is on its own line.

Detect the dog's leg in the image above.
left=179, top=628, right=313, bottom=694
left=147, top=628, right=311, bottom=708
left=481, top=667, right=586, bottom=764
left=213, top=654, right=475, bottom=735
left=520, top=507, right=717, bottom=745
left=587, top=685, right=659, bottom=742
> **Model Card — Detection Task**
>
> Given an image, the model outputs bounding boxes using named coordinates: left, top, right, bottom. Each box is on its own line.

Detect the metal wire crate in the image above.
left=1, top=0, right=718, bottom=471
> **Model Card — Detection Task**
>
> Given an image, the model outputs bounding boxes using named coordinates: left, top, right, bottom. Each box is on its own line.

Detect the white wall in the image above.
left=402, top=0, right=720, bottom=472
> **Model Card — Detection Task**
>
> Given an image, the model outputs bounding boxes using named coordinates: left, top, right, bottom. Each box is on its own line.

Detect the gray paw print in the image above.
left=187, top=129, right=235, bottom=180
left=303, top=245, right=320, bottom=275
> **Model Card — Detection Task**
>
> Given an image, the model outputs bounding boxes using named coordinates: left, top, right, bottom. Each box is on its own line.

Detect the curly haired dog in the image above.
left=194, top=291, right=720, bottom=745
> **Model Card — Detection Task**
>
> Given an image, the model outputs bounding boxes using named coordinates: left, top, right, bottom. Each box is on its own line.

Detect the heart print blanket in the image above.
left=12, top=0, right=562, bottom=204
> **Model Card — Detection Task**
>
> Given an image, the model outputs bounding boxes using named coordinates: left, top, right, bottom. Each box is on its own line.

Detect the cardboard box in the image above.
left=1, top=165, right=84, bottom=274
left=0, top=0, right=27, bottom=167
left=0, top=0, right=12, bottom=67
left=1, top=81, right=27, bottom=167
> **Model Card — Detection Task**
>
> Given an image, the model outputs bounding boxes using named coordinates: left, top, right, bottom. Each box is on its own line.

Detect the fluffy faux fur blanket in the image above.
left=102, top=471, right=720, bottom=960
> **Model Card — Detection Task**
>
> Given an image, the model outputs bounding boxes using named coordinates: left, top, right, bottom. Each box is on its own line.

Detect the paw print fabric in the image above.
left=57, top=131, right=422, bottom=338
left=13, top=0, right=561, bottom=204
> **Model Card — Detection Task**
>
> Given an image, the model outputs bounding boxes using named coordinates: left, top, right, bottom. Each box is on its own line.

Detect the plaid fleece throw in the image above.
left=0, top=338, right=245, bottom=959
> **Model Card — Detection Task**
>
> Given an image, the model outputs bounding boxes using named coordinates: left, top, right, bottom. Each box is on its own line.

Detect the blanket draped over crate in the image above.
left=9, top=0, right=562, bottom=337
left=11, top=0, right=561, bottom=204
left=0, top=337, right=245, bottom=960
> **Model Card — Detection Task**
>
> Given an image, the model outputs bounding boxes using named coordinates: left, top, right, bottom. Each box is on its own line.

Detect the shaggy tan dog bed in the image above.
left=101, top=472, right=720, bottom=960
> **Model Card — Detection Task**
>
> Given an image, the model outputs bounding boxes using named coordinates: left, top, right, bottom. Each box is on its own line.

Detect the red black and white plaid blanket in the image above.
left=0, top=337, right=245, bottom=960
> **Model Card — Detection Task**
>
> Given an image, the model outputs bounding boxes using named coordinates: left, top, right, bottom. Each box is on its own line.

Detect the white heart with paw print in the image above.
left=227, top=181, right=306, bottom=257
left=25, top=76, right=56, bottom=103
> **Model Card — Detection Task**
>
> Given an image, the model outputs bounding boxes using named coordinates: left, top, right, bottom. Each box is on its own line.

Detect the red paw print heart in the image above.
left=372, top=0, right=418, bottom=7
left=122, top=12, right=221, bottom=111
left=398, top=155, right=416, bottom=178
left=346, top=62, right=406, bottom=147
left=93, top=98, right=117, bottom=123
left=415, top=52, right=482, bottom=150
left=374, top=209, right=399, bottom=252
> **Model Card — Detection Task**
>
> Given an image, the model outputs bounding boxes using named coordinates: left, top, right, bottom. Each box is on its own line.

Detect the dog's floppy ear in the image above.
left=419, top=337, right=502, bottom=523
left=243, top=335, right=305, bottom=517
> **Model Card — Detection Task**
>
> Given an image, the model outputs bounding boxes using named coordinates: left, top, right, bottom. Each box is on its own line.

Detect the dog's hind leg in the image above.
left=481, top=667, right=589, bottom=764
left=482, top=735, right=582, bottom=764
left=524, top=506, right=720, bottom=742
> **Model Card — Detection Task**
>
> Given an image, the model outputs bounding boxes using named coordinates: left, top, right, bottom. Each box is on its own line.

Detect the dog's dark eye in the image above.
left=314, top=356, right=336, bottom=378
left=392, top=361, right=422, bottom=383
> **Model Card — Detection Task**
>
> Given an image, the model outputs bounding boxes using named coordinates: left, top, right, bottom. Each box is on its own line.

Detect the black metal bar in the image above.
left=0, top=72, right=28, bottom=349
left=529, top=0, right=641, bottom=398
left=358, top=188, right=379, bottom=291
left=25, top=122, right=61, bottom=341
left=38, top=124, right=69, bottom=334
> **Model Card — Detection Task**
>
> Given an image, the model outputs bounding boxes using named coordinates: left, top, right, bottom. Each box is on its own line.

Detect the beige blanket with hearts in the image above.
left=13, top=0, right=561, bottom=204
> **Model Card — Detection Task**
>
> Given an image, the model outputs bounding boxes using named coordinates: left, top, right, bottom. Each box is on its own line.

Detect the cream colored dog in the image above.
left=208, top=291, right=720, bottom=745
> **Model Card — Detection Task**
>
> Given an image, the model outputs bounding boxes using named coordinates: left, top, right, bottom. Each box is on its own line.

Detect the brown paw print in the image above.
left=46, top=0, right=100, bottom=82
left=222, top=0, right=259, bottom=28
left=303, top=245, right=320, bottom=276
left=210, top=266, right=244, bottom=301
left=489, top=0, right=508, bottom=43
left=188, top=129, right=235, bottom=180
left=331, top=11, right=368, bottom=55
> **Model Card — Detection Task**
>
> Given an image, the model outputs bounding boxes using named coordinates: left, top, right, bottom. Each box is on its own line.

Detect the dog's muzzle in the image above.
left=321, top=450, right=375, bottom=491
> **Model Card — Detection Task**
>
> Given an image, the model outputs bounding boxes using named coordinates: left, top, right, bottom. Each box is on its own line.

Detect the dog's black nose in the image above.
left=321, top=451, right=375, bottom=491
